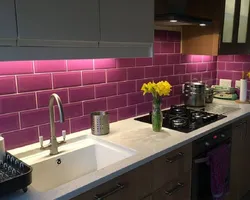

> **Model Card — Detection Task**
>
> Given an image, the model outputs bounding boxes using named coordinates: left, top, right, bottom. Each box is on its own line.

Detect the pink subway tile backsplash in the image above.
left=217, top=71, right=233, bottom=80
left=218, top=55, right=234, bottom=62
left=226, top=62, right=243, bottom=71
left=53, top=72, right=81, bottom=89
left=0, top=76, right=16, bottom=95
left=69, top=86, right=94, bottom=103
left=107, top=95, right=127, bottom=109
left=0, top=61, right=33, bottom=75
left=107, top=69, right=127, bottom=82
left=0, top=113, right=19, bottom=133
left=234, top=55, right=250, bottom=62
left=37, top=89, right=68, bottom=108
left=116, top=58, right=136, bottom=68
left=20, top=108, right=49, bottom=128
left=82, top=71, right=106, bottom=85
left=217, top=62, right=226, bottom=70
left=96, top=83, right=117, bottom=98
left=17, top=74, right=52, bottom=93
left=94, top=59, right=116, bottom=69
left=0, top=30, right=219, bottom=150
left=67, top=59, right=93, bottom=71
left=34, top=60, right=66, bottom=73
left=0, top=93, right=36, bottom=114
left=118, top=81, right=136, bottom=94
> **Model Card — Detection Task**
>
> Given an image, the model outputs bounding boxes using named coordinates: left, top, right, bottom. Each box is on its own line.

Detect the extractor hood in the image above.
left=155, top=0, right=212, bottom=26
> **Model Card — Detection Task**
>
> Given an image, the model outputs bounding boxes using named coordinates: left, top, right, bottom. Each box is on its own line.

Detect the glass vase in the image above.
left=152, top=98, right=163, bottom=132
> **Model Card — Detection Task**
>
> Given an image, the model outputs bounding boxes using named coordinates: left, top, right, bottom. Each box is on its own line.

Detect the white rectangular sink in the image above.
left=21, top=136, right=136, bottom=192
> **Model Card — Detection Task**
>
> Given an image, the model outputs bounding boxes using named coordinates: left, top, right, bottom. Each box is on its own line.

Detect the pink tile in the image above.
left=160, top=65, right=174, bottom=76
left=107, top=69, right=127, bottom=82
left=192, top=73, right=202, bottom=81
left=192, top=55, right=203, bottom=63
left=175, top=43, right=181, bottom=53
left=116, top=58, right=135, bottom=68
left=108, top=109, right=118, bottom=123
left=107, top=95, right=127, bottom=109
left=145, top=66, right=160, bottom=78
left=217, top=71, right=233, bottom=79
left=174, top=64, right=186, bottom=75
left=2, top=127, right=38, bottom=150
left=136, top=78, right=153, bottom=91
left=186, top=64, right=197, bottom=73
left=69, top=86, right=94, bottom=103
left=173, top=85, right=182, bottom=95
left=233, top=72, right=242, bottom=80
left=212, top=71, right=217, bottom=80
left=213, top=56, right=217, bottom=62
left=207, top=62, right=217, bottom=71
left=167, top=75, right=180, bottom=85
left=136, top=58, right=153, bottom=66
left=128, top=92, right=144, bottom=105
left=84, top=98, right=107, bottom=115
left=118, top=81, right=136, bottom=94
left=0, top=93, right=36, bottom=114
left=161, top=42, right=175, bottom=53
left=37, top=89, right=68, bottom=108
left=234, top=55, right=250, bottom=62
left=0, top=61, right=33, bottom=75
left=137, top=102, right=152, bottom=115
left=55, top=102, right=82, bottom=121
left=154, top=42, right=161, bottom=54
left=202, top=56, right=213, bottom=62
left=243, top=63, right=250, bottom=71
left=144, top=93, right=153, bottom=102
left=118, top=105, right=136, bottom=120
left=217, top=62, right=226, bottom=70
left=20, top=108, right=49, bottom=128
left=197, top=63, right=207, bottom=72
left=202, top=72, right=212, bottom=80
left=17, top=74, right=52, bottom=93
left=94, top=59, right=116, bottom=69
left=67, top=59, right=93, bottom=71
left=82, top=71, right=106, bottom=85
left=53, top=72, right=81, bottom=89
left=168, top=54, right=180, bottom=64
left=226, top=62, right=243, bottom=71
left=34, top=60, right=66, bottom=73
left=128, top=67, right=145, bottom=80
left=0, top=76, right=16, bottom=95
left=70, top=115, right=90, bottom=133
left=0, top=113, right=19, bottom=133
left=218, top=55, right=234, bottom=62
left=153, top=55, right=167, bottom=65
left=167, top=31, right=181, bottom=42
left=96, top=83, right=117, bottom=98
left=180, top=74, right=191, bottom=84
left=181, top=55, right=193, bottom=63
left=155, top=30, right=167, bottom=41
left=39, top=120, right=70, bottom=139
left=167, top=96, right=181, bottom=107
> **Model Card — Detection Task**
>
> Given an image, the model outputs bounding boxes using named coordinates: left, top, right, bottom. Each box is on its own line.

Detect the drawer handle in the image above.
left=165, top=182, right=184, bottom=196
left=94, top=183, right=125, bottom=200
left=166, top=152, right=184, bottom=163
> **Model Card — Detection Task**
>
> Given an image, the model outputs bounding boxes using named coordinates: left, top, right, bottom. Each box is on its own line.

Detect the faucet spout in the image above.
left=49, top=93, right=65, bottom=155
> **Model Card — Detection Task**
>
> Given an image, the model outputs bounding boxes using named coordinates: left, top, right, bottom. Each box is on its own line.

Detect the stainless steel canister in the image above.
left=91, top=111, right=110, bottom=135
left=205, top=87, right=214, bottom=103
left=183, top=81, right=205, bottom=107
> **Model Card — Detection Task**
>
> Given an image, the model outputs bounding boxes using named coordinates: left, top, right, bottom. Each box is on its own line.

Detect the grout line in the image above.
left=32, top=61, right=35, bottom=74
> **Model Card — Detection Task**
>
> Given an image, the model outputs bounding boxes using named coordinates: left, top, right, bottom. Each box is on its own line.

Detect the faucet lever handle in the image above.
left=62, top=130, right=66, bottom=142
left=39, top=136, right=44, bottom=148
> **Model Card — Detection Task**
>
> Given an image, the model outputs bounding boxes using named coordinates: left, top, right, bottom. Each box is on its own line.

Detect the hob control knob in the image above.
left=205, top=142, right=210, bottom=146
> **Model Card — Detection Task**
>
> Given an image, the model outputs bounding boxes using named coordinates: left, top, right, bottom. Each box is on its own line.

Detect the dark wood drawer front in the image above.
left=152, top=171, right=191, bottom=200
left=152, top=144, right=192, bottom=190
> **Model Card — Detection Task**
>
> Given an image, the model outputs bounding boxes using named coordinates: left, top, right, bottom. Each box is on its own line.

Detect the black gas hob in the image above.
left=134, top=105, right=227, bottom=133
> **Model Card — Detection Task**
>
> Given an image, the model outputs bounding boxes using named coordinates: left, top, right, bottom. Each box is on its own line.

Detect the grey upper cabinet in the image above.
left=99, top=0, right=154, bottom=47
left=0, top=1, right=17, bottom=46
left=15, top=0, right=100, bottom=47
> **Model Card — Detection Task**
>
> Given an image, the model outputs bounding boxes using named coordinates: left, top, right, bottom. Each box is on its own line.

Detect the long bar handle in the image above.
left=166, top=152, right=184, bottom=163
left=165, top=182, right=184, bottom=196
left=94, top=183, right=125, bottom=200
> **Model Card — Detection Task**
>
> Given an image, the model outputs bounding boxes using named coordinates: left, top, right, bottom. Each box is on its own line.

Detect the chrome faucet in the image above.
left=39, top=93, right=66, bottom=155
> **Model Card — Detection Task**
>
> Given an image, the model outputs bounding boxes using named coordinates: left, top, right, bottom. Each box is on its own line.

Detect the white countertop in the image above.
left=3, top=99, right=250, bottom=200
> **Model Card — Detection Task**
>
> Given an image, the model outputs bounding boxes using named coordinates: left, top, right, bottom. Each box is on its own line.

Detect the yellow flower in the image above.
left=141, top=80, right=172, bottom=97
left=247, top=72, right=250, bottom=79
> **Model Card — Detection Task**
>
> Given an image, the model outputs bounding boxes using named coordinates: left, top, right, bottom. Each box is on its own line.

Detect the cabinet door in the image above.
left=99, top=0, right=154, bottom=47
left=15, top=0, right=100, bottom=47
left=220, top=0, right=250, bottom=54
left=0, top=0, right=17, bottom=46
